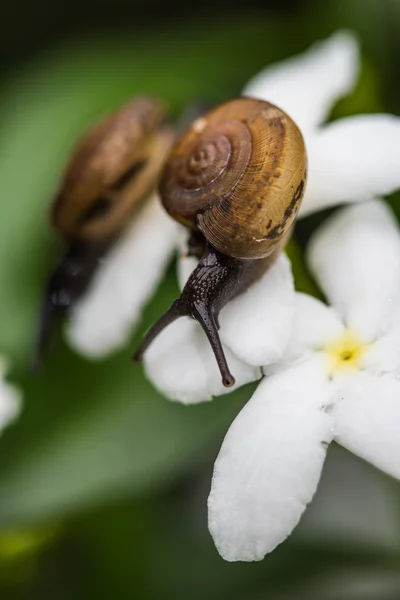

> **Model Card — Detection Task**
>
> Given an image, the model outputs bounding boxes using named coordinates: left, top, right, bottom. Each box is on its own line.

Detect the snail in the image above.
left=34, top=96, right=174, bottom=368
left=134, top=97, right=307, bottom=387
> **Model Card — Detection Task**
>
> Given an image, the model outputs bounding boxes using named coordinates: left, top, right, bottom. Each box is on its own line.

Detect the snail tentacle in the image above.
left=134, top=243, right=261, bottom=387
left=133, top=302, right=183, bottom=363
left=193, top=302, right=235, bottom=388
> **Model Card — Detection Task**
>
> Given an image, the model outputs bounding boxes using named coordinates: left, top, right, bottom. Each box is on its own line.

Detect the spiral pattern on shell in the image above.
left=160, top=97, right=307, bottom=259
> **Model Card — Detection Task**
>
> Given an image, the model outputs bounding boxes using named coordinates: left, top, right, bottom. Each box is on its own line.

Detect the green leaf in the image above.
left=0, top=261, right=256, bottom=525
left=51, top=489, right=400, bottom=600
left=0, top=334, right=256, bottom=527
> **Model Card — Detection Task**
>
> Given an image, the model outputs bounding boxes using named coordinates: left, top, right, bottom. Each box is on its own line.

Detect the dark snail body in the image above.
left=135, top=238, right=284, bottom=386
left=35, top=96, right=174, bottom=368
left=34, top=241, right=107, bottom=370
left=134, top=97, right=307, bottom=386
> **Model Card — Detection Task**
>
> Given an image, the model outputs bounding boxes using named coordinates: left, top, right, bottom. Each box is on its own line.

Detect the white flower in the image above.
left=208, top=199, right=400, bottom=562
left=143, top=31, right=400, bottom=403
left=0, top=359, right=21, bottom=434
left=66, top=194, right=179, bottom=357
left=65, top=31, right=400, bottom=406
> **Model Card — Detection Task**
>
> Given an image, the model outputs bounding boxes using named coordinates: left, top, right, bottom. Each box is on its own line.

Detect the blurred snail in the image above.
left=35, top=96, right=174, bottom=368
left=134, top=97, right=307, bottom=387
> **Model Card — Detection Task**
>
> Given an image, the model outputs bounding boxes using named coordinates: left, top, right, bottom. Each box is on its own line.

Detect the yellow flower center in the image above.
left=324, top=330, right=369, bottom=373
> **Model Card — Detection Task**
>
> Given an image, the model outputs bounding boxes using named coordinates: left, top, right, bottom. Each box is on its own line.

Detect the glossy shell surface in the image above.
left=52, top=97, right=173, bottom=241
left=160, top=97, right=307, bottom=259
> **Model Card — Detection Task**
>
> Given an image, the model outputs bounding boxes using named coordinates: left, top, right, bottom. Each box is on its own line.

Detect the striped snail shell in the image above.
left=160, top=97, right=306, bottom=259
left=135, top=97, right=307, bottom=388
left=52, top=96, right=173, bottom=242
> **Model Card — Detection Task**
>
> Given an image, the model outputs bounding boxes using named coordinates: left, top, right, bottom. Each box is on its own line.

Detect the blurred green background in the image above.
left=1, top=0, right=400, bottom=598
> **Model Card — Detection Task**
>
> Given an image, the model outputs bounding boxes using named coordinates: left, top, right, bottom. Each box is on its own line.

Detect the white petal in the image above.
left=243, top=31, right=359, bottom=133
left=307, top=200, right=400, bottom=341
left=363, top=304, right=400, bottom=375
left=143, top=317, right=261, bottom=404
left=208, top=354, right=334, bottom=561
left=333, top=371, right=400, bottom=479
left=66, top=195, right=179, bottom=357
left=219, top=254, right=295, bottom=366
left=301, top=115, right=400, bottom=217
left=267, top=292, right=344, bottom=371
left=0, top=359, right=21, bottom=433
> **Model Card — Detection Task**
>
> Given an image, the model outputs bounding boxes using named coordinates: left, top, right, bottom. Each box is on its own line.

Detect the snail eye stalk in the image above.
left=133, top=244, right=242, bottom=387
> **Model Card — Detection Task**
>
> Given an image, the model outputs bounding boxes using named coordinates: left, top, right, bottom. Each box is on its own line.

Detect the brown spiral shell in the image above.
left=52, top=96, right=174, bottom=242
left=160, top=97, right=307, bottom=259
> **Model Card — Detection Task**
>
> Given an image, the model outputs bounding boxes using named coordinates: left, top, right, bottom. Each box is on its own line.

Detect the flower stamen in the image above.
left=324, top=330, right=369, bottom=373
